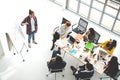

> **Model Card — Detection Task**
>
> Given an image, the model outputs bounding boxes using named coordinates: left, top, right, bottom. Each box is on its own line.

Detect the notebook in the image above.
left=85, top=42, right=94, bottom=51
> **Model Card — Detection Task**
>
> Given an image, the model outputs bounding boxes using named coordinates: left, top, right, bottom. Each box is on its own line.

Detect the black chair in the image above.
left=99, top=64, right=120, bottom=80
left=53, top=17, right=69, bottom=32
left=92, top=31, right=100, bottom=44
left=72, top=18, right=88, bottom=34
left=61, top=17, right=69, bottom=24
left=75, top=70, right=94, bottom=80
left=46, top=60, right=66, bottom=80
left=46, top=67, right=65, bottom=80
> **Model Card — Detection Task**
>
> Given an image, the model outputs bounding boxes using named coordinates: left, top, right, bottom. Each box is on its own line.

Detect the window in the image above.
left=50, top=0, right=120, bottom=36
left=118, top=12, right=120, bottom=19
left=90, top=9, right=102, bottom=23
left=105, top=1, right=119, bottom=17
left=81, top=0, right=91, bottom=5
left=55, top=0, right=66, bottom=6
left=79, top=3, right=89, bottom=18
left=105, top=6, right=118, bottom=17
left=101, top=14, right=115, bottom=30
left=96, top=0, right=106, bottom=3
left=92, top=0, right=104, bottom=11
left=113, top=20, right=120, bottom=35
left=68, top=0, right=78, bottom=12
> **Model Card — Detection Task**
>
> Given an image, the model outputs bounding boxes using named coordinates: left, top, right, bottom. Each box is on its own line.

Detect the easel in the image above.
left=5, top=33, right=26, bottom=62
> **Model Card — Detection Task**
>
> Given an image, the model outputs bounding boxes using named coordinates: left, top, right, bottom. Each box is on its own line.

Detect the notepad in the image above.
left=85, top=42, right=94, bottom=51
left=70, top=49, right=77, bottom=55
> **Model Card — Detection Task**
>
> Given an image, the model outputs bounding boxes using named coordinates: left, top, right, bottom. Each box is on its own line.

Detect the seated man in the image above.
left=70, top=62, right=94, bottom=80
left=47, top=55, right=66, bottom=71
left=51, top=47, right=61, bottom=58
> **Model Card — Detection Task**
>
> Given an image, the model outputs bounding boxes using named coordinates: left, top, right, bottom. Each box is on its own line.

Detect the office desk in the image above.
left=55, top=32, right=112, bottom=74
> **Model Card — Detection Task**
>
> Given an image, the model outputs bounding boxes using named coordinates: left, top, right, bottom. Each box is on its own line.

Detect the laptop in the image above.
left=68, top=36, right=75, bottom=44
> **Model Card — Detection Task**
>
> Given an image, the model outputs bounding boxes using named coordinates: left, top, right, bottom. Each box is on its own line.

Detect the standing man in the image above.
left=21, top=9, right=38, bottom=48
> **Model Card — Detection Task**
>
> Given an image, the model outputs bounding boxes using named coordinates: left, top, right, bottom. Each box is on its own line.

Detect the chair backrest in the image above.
left=53, top=17, right=69, bottom=31
left=92, top=31, right=100, bottom=44
left=72, top=18, right=88, bottom=34
left=49, top=61, right=66, bottom=73
left=50, top=68, right=64, bottom=73
left=78, top=69, right=94, bottom=80
left=113, top=70, right=120, bottom=80
left=61, top=17, right=69, bottom=24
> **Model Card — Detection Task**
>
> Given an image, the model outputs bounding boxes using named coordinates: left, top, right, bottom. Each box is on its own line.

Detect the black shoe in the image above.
left=70, top=66, right=76, bottom=75
left=50, top=48, right=53, bottom=51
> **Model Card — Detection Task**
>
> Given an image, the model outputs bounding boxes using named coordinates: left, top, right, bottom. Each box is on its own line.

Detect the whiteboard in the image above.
left=0, top=39, right=4, bottom=58
left=5, top=33, right=13, bottom=51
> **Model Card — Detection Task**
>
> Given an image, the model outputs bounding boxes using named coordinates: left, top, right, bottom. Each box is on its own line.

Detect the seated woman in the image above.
left=51, top=21, right=71, bottom=50
left=104, top=56, right=119, bottom=77
left=47, top=55, right=66, bottom=70
left=83, top=28, right=95, bottom=42
left=70, top=62, right=94, bottom=80
left=98, top=39, right=117, bottom=55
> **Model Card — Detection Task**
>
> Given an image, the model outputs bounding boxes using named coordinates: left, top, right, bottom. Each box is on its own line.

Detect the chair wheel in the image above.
left=62, top=75, right=64, bottom=77
left=46, top=75, right=48, bottom=77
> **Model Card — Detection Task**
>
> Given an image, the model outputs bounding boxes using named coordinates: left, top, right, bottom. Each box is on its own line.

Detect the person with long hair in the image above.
left=104, top=56, right=119, bottom=77
left=50, top=21, right=71, bottom=50
left=99, top=39, right=117, bottom=55
left=83, top=28, right=95, bottom=42
left=21, top=9, right=38, bottom=48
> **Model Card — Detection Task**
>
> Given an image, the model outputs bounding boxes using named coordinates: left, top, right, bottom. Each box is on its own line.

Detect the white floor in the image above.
left=0, top=0, right=120, bottom=80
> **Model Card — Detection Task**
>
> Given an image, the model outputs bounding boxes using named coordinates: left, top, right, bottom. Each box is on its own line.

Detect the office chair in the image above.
left=53, top=17, right=69, bottom=32
left=92, top=31, right=100, bottom=44
left=72, top=18, right=88, bottom=34
left=75, top=70, right=94, bottom=80
left=46, top=60, right=66, bottom=80
left=99, top=64, right=120, bottom=80
left=61, top=17, right=69, bottom=24
left=46, top=67, right=65, bottom=80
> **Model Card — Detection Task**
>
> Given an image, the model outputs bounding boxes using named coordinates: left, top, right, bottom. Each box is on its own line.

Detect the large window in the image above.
left=50, top=0, right=120, bottom=36
left=54, top=0, right=66, bottom=6
left=90, top=9, right=102, bottom=23
left=101, top=14, right=115, bottom=30
left=92, top=0, right=104, bottom=11
left=79, top=4, right=89, bottom=18
left=81, top=0, right=91, bottom=5
left=118, top=12, right=120, bottom=19
left=68, top=0, right=78, bottom=12
left=105, top=6, right=118, bottom=17
left=113, top=20, right=120, bottom=35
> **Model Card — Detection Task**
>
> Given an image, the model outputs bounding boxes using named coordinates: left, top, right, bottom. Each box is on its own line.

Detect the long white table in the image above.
left=55, top=32, right=112, bottom=74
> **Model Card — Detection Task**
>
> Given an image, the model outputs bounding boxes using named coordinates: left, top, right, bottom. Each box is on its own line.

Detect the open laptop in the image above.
left=68, top=36, right=75, bottom=44
left=99, top=49, right=108, bottom=58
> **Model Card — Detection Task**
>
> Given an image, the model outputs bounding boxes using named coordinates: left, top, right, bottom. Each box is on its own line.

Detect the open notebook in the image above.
left=85, top=42, right=94, bottom=51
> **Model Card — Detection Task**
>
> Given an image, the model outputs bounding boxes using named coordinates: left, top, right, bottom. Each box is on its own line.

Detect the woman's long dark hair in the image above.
left=89, top=28, right=95, bottom=35
left=106, top=56, right=119, bottom=77
left=106, top=40, right=117, bottom=50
